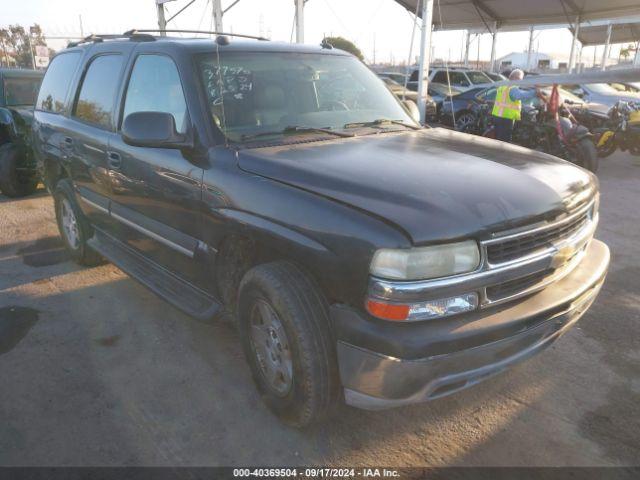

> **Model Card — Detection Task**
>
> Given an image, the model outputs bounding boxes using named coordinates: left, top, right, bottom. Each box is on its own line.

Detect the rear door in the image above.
left=66, top=48, right=129, bottom=228
left=33, top=51, right=83, bottom=191
left=107, top=52, right=205, bottom=286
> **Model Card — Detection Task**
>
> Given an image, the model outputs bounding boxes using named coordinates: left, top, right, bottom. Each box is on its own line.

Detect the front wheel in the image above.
left=0, top=143, right=39, bottom=197
left=574, top=138, right=599, bottom=173
left=237, top=262, right=339, bottom=427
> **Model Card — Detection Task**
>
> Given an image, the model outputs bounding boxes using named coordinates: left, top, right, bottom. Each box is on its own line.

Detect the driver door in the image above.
left=107, top=53, right=205, bottom=287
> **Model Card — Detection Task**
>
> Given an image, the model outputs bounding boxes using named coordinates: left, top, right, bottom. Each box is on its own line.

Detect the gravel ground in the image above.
left=0, top=152, right=638, bottom=467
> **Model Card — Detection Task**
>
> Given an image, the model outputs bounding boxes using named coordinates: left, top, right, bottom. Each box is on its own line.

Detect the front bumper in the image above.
left=334, top=239, right=609, bottom=410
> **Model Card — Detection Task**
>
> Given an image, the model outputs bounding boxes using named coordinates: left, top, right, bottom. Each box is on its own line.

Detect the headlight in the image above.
left=370, top=240, right=480, bottom=281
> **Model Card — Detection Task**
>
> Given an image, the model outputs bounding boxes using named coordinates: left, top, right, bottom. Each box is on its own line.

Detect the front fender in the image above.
left=0, top=107, right=18, bottom=142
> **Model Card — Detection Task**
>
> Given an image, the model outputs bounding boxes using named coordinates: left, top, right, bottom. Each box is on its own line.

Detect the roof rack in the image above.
left=67, top=32, right=155, bottom=48
left=124, top=29, right=269, bottom=41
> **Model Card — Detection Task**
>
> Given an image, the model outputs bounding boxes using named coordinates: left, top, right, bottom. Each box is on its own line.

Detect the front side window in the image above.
left=198, top=52, right=414, bottom=143
left=4, top=77, right=42, bottom=106
left=73, top=54, right=124, bottom=129
left=122, top=54, right=188, bottom=134
left=36, top=52, right=81, bottom=113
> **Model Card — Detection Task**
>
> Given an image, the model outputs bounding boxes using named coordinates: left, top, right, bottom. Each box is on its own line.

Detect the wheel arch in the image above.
left=212, top=209, right=345, bottom=314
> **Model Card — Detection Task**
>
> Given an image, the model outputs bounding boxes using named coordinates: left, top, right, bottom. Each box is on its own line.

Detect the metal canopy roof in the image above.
left=573, top=22, right=640, bottom=46
left=395, top=0, right=640, bottom=31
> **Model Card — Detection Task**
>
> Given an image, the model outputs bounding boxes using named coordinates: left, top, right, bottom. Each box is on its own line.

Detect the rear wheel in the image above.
left=574, top=138, right=599, bottom=173
left=237, top=262, right=339, bottom=427
left=0, top=143, right=39, bottom=197
left=54, top=179, right=103, bottom=266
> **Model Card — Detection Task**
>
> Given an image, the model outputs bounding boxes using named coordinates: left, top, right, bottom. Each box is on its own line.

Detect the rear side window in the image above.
left=36, top=52, right=81, bottom=113
left=122, top=55, right=188, bottom=134
left=73, top=54, right=124, bottom=129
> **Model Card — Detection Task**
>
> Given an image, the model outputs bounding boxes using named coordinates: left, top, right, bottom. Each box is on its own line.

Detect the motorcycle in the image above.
left=511, top=87, right=599, bottom=172
left=593, top=100, right=640, bottom=158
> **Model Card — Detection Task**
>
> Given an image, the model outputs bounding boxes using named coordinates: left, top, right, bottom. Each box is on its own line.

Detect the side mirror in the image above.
left=403, top=100, right=421, bottom=123
left=122, top=111, right=192, bottom=149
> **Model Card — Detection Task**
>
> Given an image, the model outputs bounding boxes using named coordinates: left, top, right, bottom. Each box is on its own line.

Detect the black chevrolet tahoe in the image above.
left=34, top=32, right=610, bottom=427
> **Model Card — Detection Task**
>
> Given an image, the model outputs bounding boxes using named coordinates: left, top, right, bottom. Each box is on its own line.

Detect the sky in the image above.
left=1, top=0, right=629, bottom=66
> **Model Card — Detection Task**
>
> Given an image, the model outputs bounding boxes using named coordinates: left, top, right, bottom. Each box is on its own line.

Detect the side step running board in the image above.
left=88, top=228, right=222, bottom=322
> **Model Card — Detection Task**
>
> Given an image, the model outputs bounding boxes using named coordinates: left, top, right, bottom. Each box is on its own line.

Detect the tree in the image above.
left=619, top=43, right=639, bottom=62
left=0, top=24, right=48, bottom=68
left=323, top=36, right=364, bottom=61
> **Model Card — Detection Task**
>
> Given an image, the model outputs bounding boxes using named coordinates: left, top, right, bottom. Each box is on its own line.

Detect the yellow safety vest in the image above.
left=492, top=86, right=521, bottom=121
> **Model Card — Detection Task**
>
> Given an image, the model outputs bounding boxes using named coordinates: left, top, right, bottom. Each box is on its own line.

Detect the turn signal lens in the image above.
left=366, top=292, right=478, bottom=322
left=366, top=300, right=410, bottom=321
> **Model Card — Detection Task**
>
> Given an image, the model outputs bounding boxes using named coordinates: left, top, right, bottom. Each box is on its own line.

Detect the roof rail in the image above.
left=123, top=29, right=269, bottom=41
left=67, top=32, right=155, bottom=48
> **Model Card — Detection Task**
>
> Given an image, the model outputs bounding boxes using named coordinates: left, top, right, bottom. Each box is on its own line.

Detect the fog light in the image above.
left=366, top=292, right=478, bottom=321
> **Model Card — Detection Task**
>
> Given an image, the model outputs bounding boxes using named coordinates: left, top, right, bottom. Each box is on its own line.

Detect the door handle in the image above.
left=107, top=151, right=122, bottom=170
left=62, top=136, right=73, bottom=146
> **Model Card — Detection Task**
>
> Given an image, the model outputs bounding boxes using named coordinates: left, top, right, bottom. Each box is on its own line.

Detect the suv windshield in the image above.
left=4, top=77, right=42, bottom=106
left=197, top=52, right=415, bottom=142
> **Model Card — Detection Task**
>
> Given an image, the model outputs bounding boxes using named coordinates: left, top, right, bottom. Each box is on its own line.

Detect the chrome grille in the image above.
left=487, top=210, right=590, bottom=264
left=485, top=268, right=554, bottom=301
left=479, top=198, right=597, bottom=306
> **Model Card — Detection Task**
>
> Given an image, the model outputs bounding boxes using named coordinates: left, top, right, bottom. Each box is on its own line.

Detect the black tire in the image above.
left=53, top=179, right=103, bottom=266
left=575, top=138, right=599, bottom=173
left=0, top=143, right=39, bottom=197
left=237, top=261, right=339, bottom=427
left=454, top=110, right=476, bottom=133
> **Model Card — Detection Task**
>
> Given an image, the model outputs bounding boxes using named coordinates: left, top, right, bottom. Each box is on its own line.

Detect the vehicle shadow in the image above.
left=1, top=263, right=633, bottom=467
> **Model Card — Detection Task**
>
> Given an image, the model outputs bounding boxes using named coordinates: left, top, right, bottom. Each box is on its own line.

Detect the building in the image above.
left=497, top=51, right=572, bottom=72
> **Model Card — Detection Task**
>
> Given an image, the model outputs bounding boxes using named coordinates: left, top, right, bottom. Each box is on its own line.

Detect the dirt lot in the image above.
left=0, top=152, right=639, bottom=467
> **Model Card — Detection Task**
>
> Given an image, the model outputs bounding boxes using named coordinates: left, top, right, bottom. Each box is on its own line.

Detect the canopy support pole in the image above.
left=526, top=26, right=534, bottom=70
left=489, top=22, right=498, bottom=72
left=568, top=15, right=580, bottom=73
left=156, top=3, right=167, bottom=36
left=601, top=23, right=612, bottom=71
left=463, top=30, right=470, bottom=67
left=578, top=43, right=583, bottom=72
left=417, top=0, right=434, bottom=123
left=295, top=0, right=305, bottom=44
left=634, top=41, right=640, bottom=66
left=212, top=0, right=223, bottom=32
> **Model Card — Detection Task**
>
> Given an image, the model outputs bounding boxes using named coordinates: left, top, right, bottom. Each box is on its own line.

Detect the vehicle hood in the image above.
left=237, top=128, right=596, bottom=244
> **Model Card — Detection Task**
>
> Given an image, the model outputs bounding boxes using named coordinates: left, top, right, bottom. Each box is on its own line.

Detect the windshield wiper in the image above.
left=240, top=125, right=354, bottom=141
left=343, top=118, right=421, bottom=130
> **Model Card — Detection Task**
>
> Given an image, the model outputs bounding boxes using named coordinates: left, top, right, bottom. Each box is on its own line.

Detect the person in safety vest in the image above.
left=492, top=69, right=542, bottom=142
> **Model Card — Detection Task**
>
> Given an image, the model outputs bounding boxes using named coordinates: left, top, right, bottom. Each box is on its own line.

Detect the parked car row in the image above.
left=0, top=32, right=611, bottom=428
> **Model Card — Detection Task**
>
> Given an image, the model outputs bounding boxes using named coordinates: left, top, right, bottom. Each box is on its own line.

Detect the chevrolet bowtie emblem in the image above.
left=551, top=245, right=577, bottom=268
